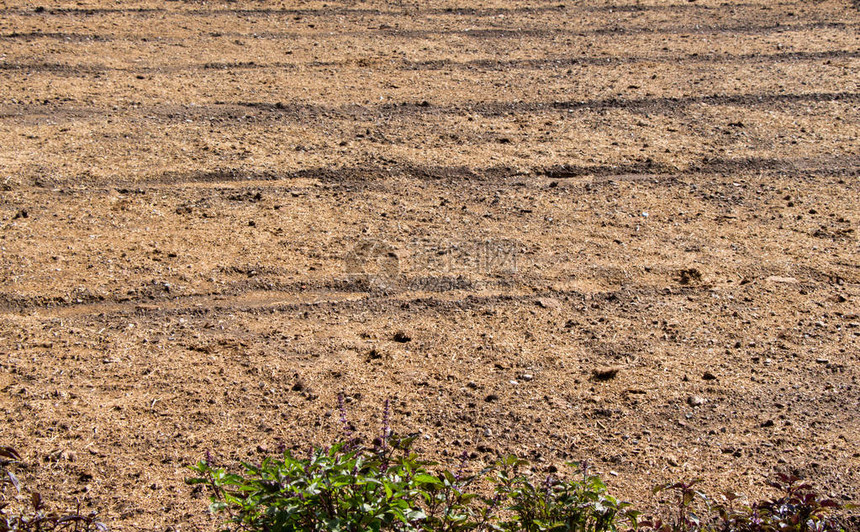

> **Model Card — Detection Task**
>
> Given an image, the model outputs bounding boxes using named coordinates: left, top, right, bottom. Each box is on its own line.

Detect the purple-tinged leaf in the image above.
left=6, top=471, right=20, bottom=493
left=31, top=491, right=43, bottom=511
left=0, top=447, right=20, bottom=461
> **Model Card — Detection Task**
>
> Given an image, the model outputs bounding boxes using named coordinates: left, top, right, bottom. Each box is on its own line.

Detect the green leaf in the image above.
left=405, top=508, right=427, bottom=522
left=652, top=483, right=670, bottom=494
left=413, top=473, right=443, bottom=485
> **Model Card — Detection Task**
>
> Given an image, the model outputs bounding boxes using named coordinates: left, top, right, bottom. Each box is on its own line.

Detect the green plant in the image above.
left=189, top=437, right=426, bottom=531
left=0, top=446, right=106, bottom=532
left=188, top=445, right=639, bottom=532
left=413, top=451, right=496, bottom=532
left=494, top=457, right=638, bottom=532
left=187, top=398, right=493, bottom=531
left=644, top=480, right=709, bottom=532
left=187, top=396, right=857, bottom=532
left=186, top=397, right=636, bottom=532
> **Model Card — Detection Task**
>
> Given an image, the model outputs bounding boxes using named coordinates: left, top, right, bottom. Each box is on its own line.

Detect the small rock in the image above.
left=256, top=444, right=268, bottom=453
left=702, top=371, right=717, bottom=381
left=592, top=366, right=622, bottom=381
left=815, top=358, right=829, bottom=364
left=536, top=297, right=561, bottom=309
left=485, top=393, right=499, bottom=402
left=766, top=275, right=798, bottom=283
left=393, top=331, right=412, bottom=343
left=677, top=268, right=702, bottom=285
left=761, top=419, right=775, bottom=427
left=47, top=449, right=76, bottom=463
left=666, top=455, right=679, bottom=467
left=687, top=395, right=706, bottom=407
left=519, top=374, right=534, bottom=381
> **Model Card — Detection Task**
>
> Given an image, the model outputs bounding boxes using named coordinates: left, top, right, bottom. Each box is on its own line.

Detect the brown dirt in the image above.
left=0, top=0, right=858, bottom=530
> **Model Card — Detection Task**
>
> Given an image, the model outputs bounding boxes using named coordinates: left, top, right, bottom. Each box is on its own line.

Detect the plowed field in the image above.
left=0, top=0, right=858, bottom=530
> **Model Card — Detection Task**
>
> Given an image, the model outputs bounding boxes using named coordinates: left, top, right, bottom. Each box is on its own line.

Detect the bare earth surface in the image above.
left=0, top=0, right=858, bottom=530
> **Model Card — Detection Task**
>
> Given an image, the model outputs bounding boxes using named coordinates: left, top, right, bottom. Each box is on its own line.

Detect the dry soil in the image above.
left=0, top=0, right=858, bottom=530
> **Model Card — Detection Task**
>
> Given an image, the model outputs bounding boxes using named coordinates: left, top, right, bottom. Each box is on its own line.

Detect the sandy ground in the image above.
left=0, top=0, right=858, bottom=529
